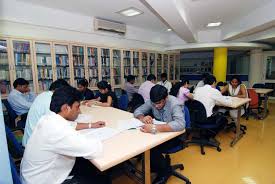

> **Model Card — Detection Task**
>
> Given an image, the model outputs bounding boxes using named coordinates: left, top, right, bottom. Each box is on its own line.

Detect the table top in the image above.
left=216, top=97, right=250, bottom=109
left=80, top=106, right=185, bottom=171
left=252, top=88, right=274, bottom=94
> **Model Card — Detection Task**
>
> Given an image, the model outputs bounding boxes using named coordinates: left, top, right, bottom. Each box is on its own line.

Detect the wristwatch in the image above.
left=151, top=124, right=157, bottom=134
left=88, top=123, right=92, bottom=129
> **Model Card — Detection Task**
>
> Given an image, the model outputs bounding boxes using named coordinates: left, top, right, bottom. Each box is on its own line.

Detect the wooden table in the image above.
left=218, top=97, right=251, bottom=147
left=253, top=88, right=274, bottom=119
left=81, top=106, right=185, bottom=184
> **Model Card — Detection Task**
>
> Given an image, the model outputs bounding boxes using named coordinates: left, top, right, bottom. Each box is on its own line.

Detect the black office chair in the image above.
left=2, top=99, right=25, bottom=129
left=185, top=100, right=226, bottom=155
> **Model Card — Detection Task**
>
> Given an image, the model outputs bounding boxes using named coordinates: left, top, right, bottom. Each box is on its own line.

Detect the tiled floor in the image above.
left=113, top=103, right=275, bottom=184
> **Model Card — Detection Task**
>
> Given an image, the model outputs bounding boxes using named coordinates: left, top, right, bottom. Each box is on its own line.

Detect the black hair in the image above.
left=160, top=73, right=167, bottom=79
left=170, top=82, right=183, bottom=97
left=230, top=75, right=242, bottom=85
left=147, top=74, right=156, bottom=81
left=204, top=75, right=216, bottom=85
left=13, top=78, right=29, bottom=88
left=216, top=81, right=225, bottom=87
left=127, top=75, right=135, bottom=82
left=150, top=85, right=168, bottom=103
left=77, top=78, right=89, bottom=87
left=50, top=86, right=82, bottom=113
left=202, top=73, right=209, bottom=79
left=97, top=80, right=112, bottom=91
left=49, top=79, right=70, bottom=91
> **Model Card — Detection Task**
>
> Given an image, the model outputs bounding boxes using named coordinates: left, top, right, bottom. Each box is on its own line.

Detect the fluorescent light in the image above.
left=167, top=28, right=172, bottom=32
left=117, top=7, right=143, bottom=17
left=207, top=22, right=222, bottom=27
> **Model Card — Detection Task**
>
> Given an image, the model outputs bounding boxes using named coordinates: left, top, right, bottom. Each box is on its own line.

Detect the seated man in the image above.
left=138, top=74, right=156, bottom=101
left=20, top=86, right=107, bottom=184
left=194, top=73, right=209, bottom=93
left=124, top=75, right=138, bottom=101
left=157, top=73, right=172, bottom=93
left=8, top=78, right=36, bottom=122
left=134, top=85, right=185, bottom=183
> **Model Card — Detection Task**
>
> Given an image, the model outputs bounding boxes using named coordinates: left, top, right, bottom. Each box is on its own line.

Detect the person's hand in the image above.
left=140, top=124, right=153, bottom=133
left=91, top=121, right=106, bottom=128
left=141, top=116, right=153, bottom=124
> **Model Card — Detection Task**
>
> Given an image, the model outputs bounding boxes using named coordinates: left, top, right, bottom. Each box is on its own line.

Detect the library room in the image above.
left=1, top=0, right=275, bottom=184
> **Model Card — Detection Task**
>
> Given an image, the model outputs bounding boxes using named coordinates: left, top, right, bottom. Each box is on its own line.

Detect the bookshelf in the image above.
left=141, top=52, right=148, bottom=83
left=72, top=45, right=85, bottom=86
left=12, top=40, right=34, bottom=91
left=175, top=54, right=180, bottom=80
left=54, top=44, right=70, bottom=84
left=157, top=53, right=162, bottom=81
left=123, top=50, right=131, bottom=83
left=149, top=53, right=156, bottom=76
left=34, top=42, right=53, bottom=92
left=87, top=47, right=98, bottom=88
left=169, top=54, right=175, bottom=81
left=101, top=48, right=111, bottom=83
left=0, top=39, right=11, bottom=95
left=163, top=54, right=169, bottom=74
left=112, top=49, right=122, bottom=86
left=133, top=51, right=139, bottom=84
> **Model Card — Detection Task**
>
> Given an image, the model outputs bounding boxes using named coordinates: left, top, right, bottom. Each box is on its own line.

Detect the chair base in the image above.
left=225, top=122, right=247, bottom=135
left=185, top=137, right=221, bottom=155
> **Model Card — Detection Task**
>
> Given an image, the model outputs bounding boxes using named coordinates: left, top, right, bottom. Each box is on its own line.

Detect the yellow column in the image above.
left=213, top=47, right=228, bottom=82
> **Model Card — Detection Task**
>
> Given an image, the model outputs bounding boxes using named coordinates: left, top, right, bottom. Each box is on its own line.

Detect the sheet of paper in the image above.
left=116, top=118, right=144, bottom=132
left=79, top=127, right=120, bottom=141
left=153, top=119, right=167, bottom=125
left=75, top=114, right=94, bottom=123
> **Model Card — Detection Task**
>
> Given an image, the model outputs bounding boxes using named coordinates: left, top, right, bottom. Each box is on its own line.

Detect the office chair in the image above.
left=252, top=83, right=266, bottom=112
left=2, top=99, right=25, bottom=129
left=161, top=106, right=191, bottom=184
left=118, top=93, right=129, bottom=111
left=185, top=100, right=224, bottom=155
left=246, top=88, right=261, bottom=120
left=9, top=154, right=22, bottom=184
left=5, top=124, right=24, bottom=160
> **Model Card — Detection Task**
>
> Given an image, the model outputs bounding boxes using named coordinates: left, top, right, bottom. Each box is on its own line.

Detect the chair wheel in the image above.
left=201, top=151, right=205, bottom=155
left=186, top=181, right=191, bottom=184
left=217, top=147, right=221, bottom=152
left=179, top=165, right=184, bottom=170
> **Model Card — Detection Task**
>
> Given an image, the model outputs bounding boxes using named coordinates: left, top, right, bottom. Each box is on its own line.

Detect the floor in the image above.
left=113, top=102, right=275, bottom=184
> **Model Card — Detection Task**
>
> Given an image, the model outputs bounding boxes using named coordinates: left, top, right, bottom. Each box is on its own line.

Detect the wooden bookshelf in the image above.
left=72, top=45, right=85, bottom=87
left=149, top=53, right=156, bottom=77
left=112, top=49, right=122, bottom=87
left=133, top=51, right=140, bottom=84
left=0, top=39, right=12, bottom=96
left=157, top=53, right=163, bottom=81
left=87, top=46, right=99, bottom=88
left=101, top=48, right=111, bottom=84
left=141, top=52, right=149, bottom=83
left=169, top=54, right=175, bottom=81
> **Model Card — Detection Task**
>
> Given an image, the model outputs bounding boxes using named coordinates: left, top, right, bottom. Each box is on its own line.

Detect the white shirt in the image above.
left=194, top=80, right=204, bottom=94
left=194, top=85, right=232, bottom=117
left=138, top=81, right=155, bottom=101
left=20, top=112, right=102, bottom=184
left=157, top=80, right=172, bottom=93
left=23, top=91, right=53, bottom=146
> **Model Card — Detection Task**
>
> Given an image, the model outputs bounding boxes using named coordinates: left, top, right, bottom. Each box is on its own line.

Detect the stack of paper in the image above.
left=75, top=114, right=94, bottom=123
left=116, top=118, right=144, bottom=132
left=79, top=127, right=120, bottom=141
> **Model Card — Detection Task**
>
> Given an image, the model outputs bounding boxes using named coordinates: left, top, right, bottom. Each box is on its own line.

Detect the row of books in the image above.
left=73, top=55, right=84, bottom=66
left=101, top=58, right=110, bottom=67
left=133, top=52, right=139, bottom=59
left=74, top=68, right=85, bottom=78
left=124, top=67, right=131, bottom=76
left=72, top=46, right=84, bottom=55
left=56, top=55, right=69, bottom=66
left=14, top=53, right=32, bottom=65
left=113, top=78, right=121, bottom=85
left=101, top=68, right=110, bottom=77
left=0, top=70, right=10, bottom=80
left=113, top=58, right=121, bottom=67
left=16, top=69, right=33, bottom=80
left=101, top=49, right=110, bottom=57
left=142, top=53, right=147, bottom=60
left=38, top=80, right=52, bottom=91
left=142, top=60, right=148, bottom=66
left=133, top=68, right=139, bottom=76
left=56, top=67, right=70, bottom=78
left=89, top=68, right=98, bottom=78
left=88, top=78, right=98, bottom=87
left=0, top=80, right=11, bottom=94
left=0, top=53, right=9, bottom=65
left=123, top=51, right=131, bottom=58
left=150, top=68, right=155, bottom=74
left=13, top=42, right=30, bottom=53
left=142, top=67, right=148, bottom=75
left=38, top=68, right=53, bottom=80
left=124, top=59, right=130, bottom=66
left=113, top=68, right=121, bottom=76
left=88, top=57, right=98, bottom=66
left=113, top=50, right=120, bottom=58
left=87, top=47, right=97, bottom=56
left=37, top=56, right=52, bottom=66
left=133, top=58, right=139, bottom=66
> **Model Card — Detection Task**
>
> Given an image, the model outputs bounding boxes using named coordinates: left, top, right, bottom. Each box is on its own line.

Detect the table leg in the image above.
left=230, top=106, right=244, bottom=147
left=143, top=150, right=151, bottom=184
left=262, top=94, right=268, bottom=119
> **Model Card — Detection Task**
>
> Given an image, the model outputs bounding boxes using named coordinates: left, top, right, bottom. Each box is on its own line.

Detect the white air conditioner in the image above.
left=94, top=18, right=126, bottom=35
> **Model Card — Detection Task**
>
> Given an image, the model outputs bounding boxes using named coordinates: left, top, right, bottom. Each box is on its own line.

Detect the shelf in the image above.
left=56, top=53, right=68, bottom=56
left=38, top=78, right=53, bottom=81
left=14, top=51, right=30, bottom=54
left=36, top=53, right=51, bottom=55
left=56, top=65, right=69, bottom=67
left=73, top=65, right=85, bottom=67
left=37, top=65, right=52, bottom=67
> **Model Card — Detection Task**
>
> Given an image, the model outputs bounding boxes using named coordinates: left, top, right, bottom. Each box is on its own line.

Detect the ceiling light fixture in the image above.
left=117, top=7, right=143, bottom=17
left=207, top=22, right=222, bottom=27
left=167, top=28, right=172, bottom=32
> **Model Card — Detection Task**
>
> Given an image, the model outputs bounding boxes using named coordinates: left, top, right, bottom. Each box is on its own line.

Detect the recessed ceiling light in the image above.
left=117, top=7, right=143, bottom=17
left=167, top=28, right=172, bottom=32
left=207, top=22, right=222, bottom=27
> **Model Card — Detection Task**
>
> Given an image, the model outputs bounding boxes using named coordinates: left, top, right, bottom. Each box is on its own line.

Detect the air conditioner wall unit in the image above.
left=94, top=18, right=126, bottom=35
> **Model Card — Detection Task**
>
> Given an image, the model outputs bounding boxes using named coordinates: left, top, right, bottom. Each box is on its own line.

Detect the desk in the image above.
left=253, top=88, right=274, bottom=119
left=219, top=97, right=251, bottom=147
left=80, top=106, right=185, bottom=184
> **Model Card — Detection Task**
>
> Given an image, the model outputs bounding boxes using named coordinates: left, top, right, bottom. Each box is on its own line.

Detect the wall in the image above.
left=0, top=0, right=184, bottom=51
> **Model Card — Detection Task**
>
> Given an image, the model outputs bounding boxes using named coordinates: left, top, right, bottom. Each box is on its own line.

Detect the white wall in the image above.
left=0, top=0, right=184, bottom=51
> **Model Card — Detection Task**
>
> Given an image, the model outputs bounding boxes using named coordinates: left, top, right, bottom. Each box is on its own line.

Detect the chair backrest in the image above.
left=2, top=99, right=17, bottom=126
left=252, top=83, right=265, bottom=88
left=9, top=154, right=22, bottom=184
left=5, top=125, right=24, bottom=158
left=247, top=88, right=259, bottom=108
left=185, top=100, right=207, bottom=124
left=183, top=106, right=191, bottom=128
left=118, top=94, right=129, bottom=111
left=127, top=93, right=145, bottom=113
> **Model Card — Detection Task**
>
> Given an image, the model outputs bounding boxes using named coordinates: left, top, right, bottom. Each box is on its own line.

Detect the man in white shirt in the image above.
left=157, top=73, right=172, bottom=93
left=138, top=74, right=156, bottom=101
left=20, top=86, right=108, bottom=184
left=194, top=73, right=209, bottom=93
